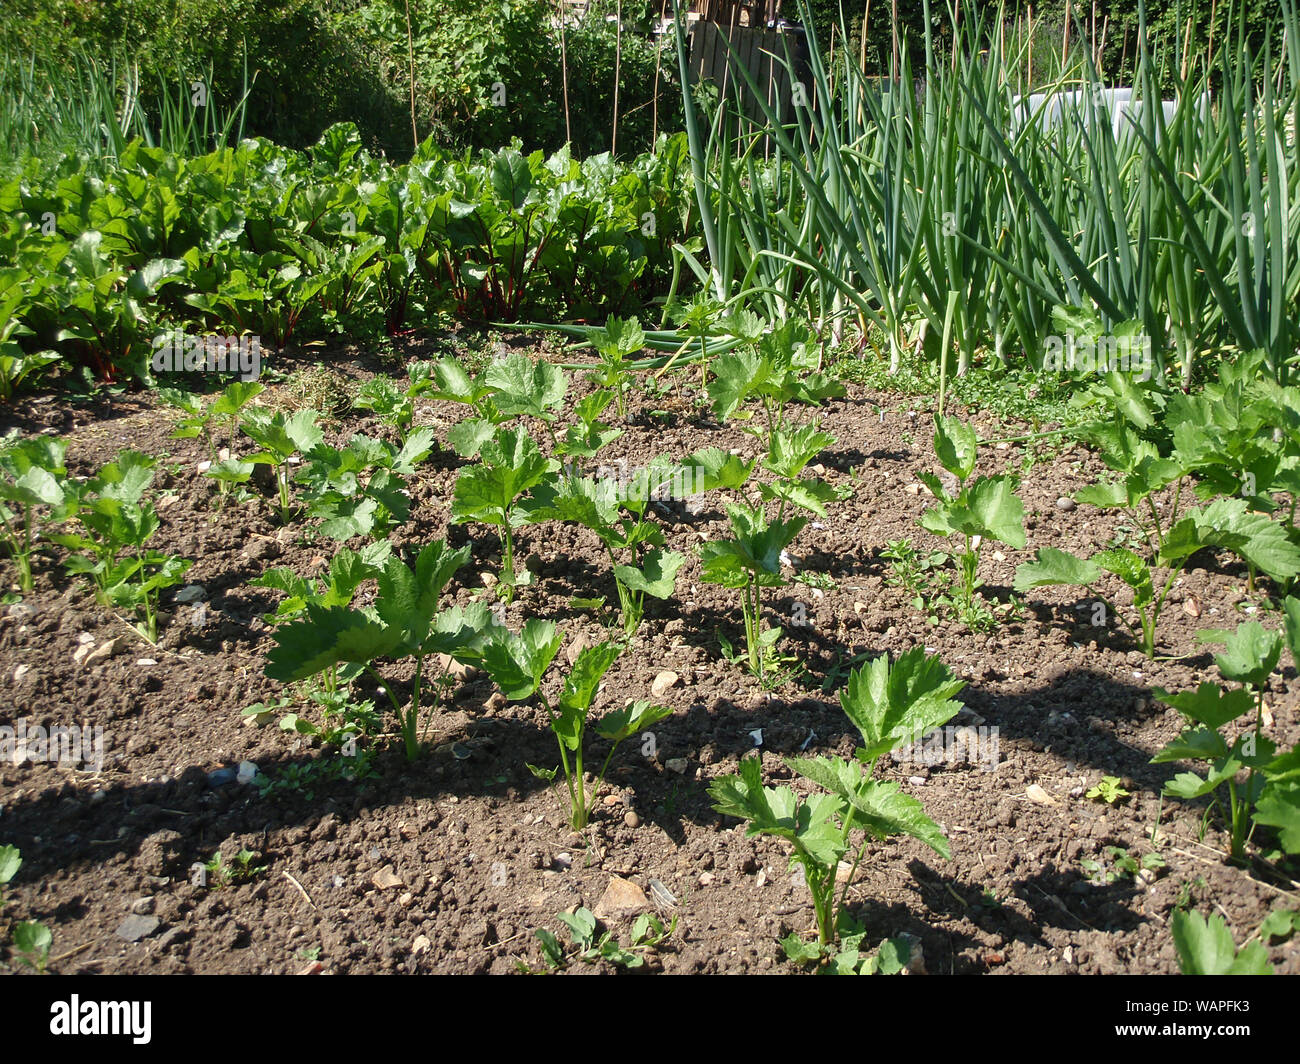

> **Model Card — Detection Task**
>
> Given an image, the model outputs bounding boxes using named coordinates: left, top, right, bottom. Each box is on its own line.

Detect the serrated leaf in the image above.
left=1253, top=782, right=1300, bottom=854
left=933, top=415, right=978, bottom=481
left=1197, top=621, right=1283, bottom=688
left=1153, top=684, right=1256, bottom=731
left=1171, top=909, right=1272, bottom=975
left=839, top=647, right=966, bottom=763
left=1013, top=547, right=1102, bottom=592
left=613, top=548, right=685, bottom=599
left=265, top=604, right=398, bottom=682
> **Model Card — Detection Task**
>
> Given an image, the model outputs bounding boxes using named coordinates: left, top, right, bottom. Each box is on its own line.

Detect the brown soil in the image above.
left=2, top=334, right=1298, bottom=976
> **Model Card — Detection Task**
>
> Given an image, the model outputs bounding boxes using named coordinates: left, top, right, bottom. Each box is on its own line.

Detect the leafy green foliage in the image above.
left=463, top=629, right=670, bottom=829
left=265, top=539, right=480, bottom=760
left=1171, top=909, right=1273, bottom=975
left=527, top=906, right=676, bottom=973
left=710, top=648, right=962, bottom=960
left=450, top=425, right=558, bottom=599
left=0, top=431, right=69, bottom=592
left=240, top=407, right=324, bottom=523
left=917, top=415, right=1024, bottom=631
left=50, top=449, right=190, bottom=641
left=1151, top=618, right=1297, bottom=859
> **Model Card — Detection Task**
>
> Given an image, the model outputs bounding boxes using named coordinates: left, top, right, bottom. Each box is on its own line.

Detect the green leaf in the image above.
left=1171, top=909, right=1272, bottom=975
left=1258, top=909, right=1300, bottom=943
left=788, top=755, right=952, bottom=858
left=933, top=415, right=978, bottom=482
left=483, top=353, right=567, bottom=422
left=1254, top=782, right=1300, bottom=854
left=962, top=475, right=1026, bottom=548
left=1152, top=684, right=1256, bottom=731
left=554, top=640, right=623, bottom=750
left=467, top=619, right=563, bottom=701
left=11, top=921, right=51, bottom=957
left=265, top=604, right=398, bottom=682
left=613, top=548, right=685, bottom=600
left=677, top=447, right=755, bottom=493
left=708, top=349, right=764, bottom=423
left=0, top=844, right=20, bottom=885
left=839, top=647, right=966, bottom=763
left=535, top=927, right=564, bottom=968
left=1197, top=621, right=1283, bottom=688
left=1014, top=547, right=1102, bottom=592
left=594, top=701, right=673, bottom=743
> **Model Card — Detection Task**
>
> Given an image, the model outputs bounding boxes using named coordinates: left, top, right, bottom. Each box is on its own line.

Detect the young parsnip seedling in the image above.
left=918, top=415, right=1025, bottom=631
left=0, top=432, right=70, bottom=593
left=710, top=647, right=964, bottom=964
left=240, top=407, right=324, bottom=523
left=297, top=428, right=435, bottom=541
left=460, top=627, right=671, bottom=830
left=554, top=389, right=624, bottom=461
left=51, top=450, right=192, bottom=642
left=351, top=361, right=437, bottom=443
left=265, top=540, right=486, bottom=760
left=530, top=907, right=676, bottom=972
left=587, top=315, right=645, bottom=420
left=450, top=425, right=559, bottom=600
left=160, top=380, right=265, bottom=466
left=521, top=459, right=685, bottom=635
left=1016, top=498, right=1300, bottom=657
left=1152, top=619, right=1288, bottom=859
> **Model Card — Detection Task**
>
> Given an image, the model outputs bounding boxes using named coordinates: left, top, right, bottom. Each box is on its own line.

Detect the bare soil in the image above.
left=2, top=334, right=1298, bottom=976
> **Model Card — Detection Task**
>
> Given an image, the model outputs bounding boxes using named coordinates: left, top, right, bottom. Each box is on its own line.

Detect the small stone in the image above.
left=1183, top=597, right=1201, bottom=618
left=651, top=671, right=680, bottom=698
left=412, top=935, right=432, bottom=956
left=603, top=795, right=621, bottom=807
left=115, top=914, right=160, bottom=942
left=398, top=892, right=414, bottom=907
left=175, top=584, right=207, bottom=604
left=698, top=871, right=715, bottom=886
left=207, top=768, right=237, bottom=788
left=236, top=761, right=259, bottom=785
left=480, top=572, right=498, bottom=589
left=435, top=653, right=478, bottom=681
left=6, top=603, right=35, bottom=622
left=594, top=876, right=650, bottom=920
left=1055, top=496, right=1077, bottom=512
left=624, top=811, right=640, bottom=829
left=12, top=664, right=31, bottom=683
left=136, top=658, right=158, bottom=666
left=665, top=758, right=688, bottom=774
left=130, top=897, right=155, bottom=915
left=904, top=483, right=922, bottom=495
left=371, top=866, right=404, bottom=890
left=82, top=635, right=130, bottom=667
left=553, top=853, right=573, bottom=870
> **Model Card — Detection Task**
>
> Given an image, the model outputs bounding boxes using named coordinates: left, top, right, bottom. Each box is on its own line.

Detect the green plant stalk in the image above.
left=1, top=508, right=35, bottom=593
